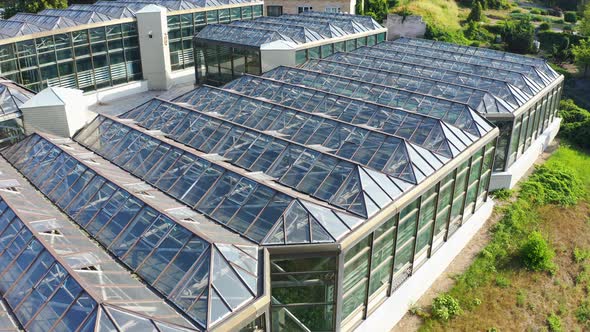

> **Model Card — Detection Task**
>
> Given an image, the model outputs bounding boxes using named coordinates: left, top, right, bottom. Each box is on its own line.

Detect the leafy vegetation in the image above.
left=431, top=294, right=462, bottom=321
left=417, top=144, right=589, bottom=330
left=521, top=231, right=556, bottom=272
left=559, top=99, right=590, bottom=149
left=501, top=19, right=535, bottom=53
left=490, top=188, right=513, bottom=201
left=572, top=39, right=590, bottom=77
left=2, top=0, right=67, bottom=18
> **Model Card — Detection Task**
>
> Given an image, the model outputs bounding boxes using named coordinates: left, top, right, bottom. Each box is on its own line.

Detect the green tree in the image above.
left=467, top=1, right=484, bottom=22
left=365, top=0, right=389, bottom=22
left=1, top=0, right=67, bottom=18
left=572, top=39, right=590, bottom=77
left=581, top=3, right=590, bottom=36
left=502, top=19, right=535, bottom=54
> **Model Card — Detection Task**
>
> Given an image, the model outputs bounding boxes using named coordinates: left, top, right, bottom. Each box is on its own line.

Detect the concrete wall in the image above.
left=136, top=5, right=172, bottom=90
left=84, top=80, right=149, bottom=107
left=263, top=0, right=356, bottom=15
left=385, top=14, right=427, bottom=40
left=354, top=199, right=495, bottom=332
left=490, top=117, right=562, bottom=190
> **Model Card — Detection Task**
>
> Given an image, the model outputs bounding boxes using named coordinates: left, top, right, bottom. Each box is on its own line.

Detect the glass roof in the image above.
left=0, top=300, right=19, bottom=331
left=66, top=4, right=137, bottom=19
left=301, top=58, right=517, bottom=114
left=298, top=11, right=383, bottom=31
left=197, top=24, right=299, bottom=47
left=395, top=37, right=559, bottom=81
left=256, top=66, right=493, bottom=137
left=0, top=154, right=199, bottom=331
left=195, top=12, right=383, bottom=48
left=378, top=41, right=553, bottom=89
left=7, top=13, right=79, bottom=30
left=176, top=78, right=475, bottom=160
left=351, top=45, right=543, bottom=96
left=71, top=114, right=365, bottom=243
left=2, top=133, right=262, bottom=330
left=0, top=20, right=44, bottom=38
left=0, top=78, right=35, bottom=118
left=121, top=94, right=427, bottom=216
left=39, top=9, right=115, bottom=24
left=324, top=52, right=532, bottom=110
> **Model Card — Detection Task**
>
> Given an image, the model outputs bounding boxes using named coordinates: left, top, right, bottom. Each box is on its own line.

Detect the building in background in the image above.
left=264, top=0, right=357, bottom=16
left=0, top=0, right=263, bottom=102
left=193, top=11, right=386, bottom=85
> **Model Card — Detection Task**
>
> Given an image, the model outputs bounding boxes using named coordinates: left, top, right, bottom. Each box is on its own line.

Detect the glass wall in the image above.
left=340, top=141, right=495, bottom=330
left=0, top=22, right=141, bottom=92
left=295, top=32, right=386, bottom=65
left=491, top=82, right=563, bottom=172
left=0, top=118, right=24, bottom=149
left=195, top=43, right=261, bottom=86
left=271, top=255, right=337, bottom=332
left=169, top=5, right=263, bottom=71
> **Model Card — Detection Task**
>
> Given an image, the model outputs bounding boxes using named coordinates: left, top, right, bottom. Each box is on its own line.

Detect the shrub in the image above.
left=490, top=188, right=512, bottom=201
left=559, top=99, right=590, bottom=149
left=576, top=301, right=590, bottom=324
left=547, top=313, right=562, bottom=332
left=431, top=294, right=462, bottom=321
left=521, top=231, right=555, bottom=272
left=564, top=11, right=577, bottom=23
left=539, top=22, right=551, bottom=30
left=502, top=19, right=535, bottom=53
left=520, top=163, right=584, bottom=206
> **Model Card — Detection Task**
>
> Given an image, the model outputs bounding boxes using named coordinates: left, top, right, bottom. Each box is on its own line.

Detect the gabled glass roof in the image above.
left=379, top=41, right=553, bottom=88
left=257, top=66, right=493, bottom=137
left=2, top=133, right=263, bottom=330
left=195, top=12, right=383, bottom=48
left=0, top=78, right=35, bottom=118
left=324, top=52, right=532, bottom=109
left=121, top=95, right=427, bottom=217
left=255, top=16, right=348, bottom=38
left=68, top=4, right=136, bottom=19
left=116, top=0, right=201, bottom=11
left=301, top=58, right=517, bottom=114
left=395, top=37, right=559, bottom=81
left=8, top=13, right=79, bottom=30
left=181, top=77, right=475, bottom=159
left=71, top=114, right=366, bottom=243
left=299, top=11, right=383, bottom=31
left=197, top=24, right=299, bottom=47
left=0, top=20, right=44, bottom=38
left=39, top=9, right=115, bottom=24
left=352, top=46, right=543, bottom=96
left=0, top=155, right=199, bottom=331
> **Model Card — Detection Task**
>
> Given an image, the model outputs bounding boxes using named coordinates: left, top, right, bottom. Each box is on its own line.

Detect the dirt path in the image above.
left=391, top=140, right=560, bottom=332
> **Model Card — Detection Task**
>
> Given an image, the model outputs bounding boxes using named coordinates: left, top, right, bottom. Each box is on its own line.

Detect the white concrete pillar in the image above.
left=136, top=5, right=172, bottom=91
left=20, top=87, right=96, bottom=138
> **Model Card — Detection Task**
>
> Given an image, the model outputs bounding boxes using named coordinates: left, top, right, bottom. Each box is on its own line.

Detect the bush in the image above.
left=502, top=19, right=535, bottom=53
left=490, top=188, right=513, bottom=200
left=520, top=163, right=584, bottom=206
left=559, top=99, right=590, bottom=150
left=564, top=11, right=577, bottom=23
left=431, top=294, right=462, bottom=321
left=520, top=231, right=555, bottom=272
left=539, top=22, right=551, bottom=30
left=576, top=301, right=590, bottom=324
left=547, top=313, right=562, bottom=332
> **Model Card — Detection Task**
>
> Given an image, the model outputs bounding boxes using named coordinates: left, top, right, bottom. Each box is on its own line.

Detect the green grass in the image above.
left=392, top=0, right=463, bottom=33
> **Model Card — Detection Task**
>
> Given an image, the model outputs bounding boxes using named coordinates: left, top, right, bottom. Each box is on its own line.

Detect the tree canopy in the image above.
left=2, top=0, right=67, bottom=19
left=572, top=39, right=590, bottom=77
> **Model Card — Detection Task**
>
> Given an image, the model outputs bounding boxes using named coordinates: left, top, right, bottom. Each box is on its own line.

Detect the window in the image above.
left=267, top=5, right=283, bottom=17
left=325, top=7, right=341, bottom=13
left=298, top=6, right=313, bottom=13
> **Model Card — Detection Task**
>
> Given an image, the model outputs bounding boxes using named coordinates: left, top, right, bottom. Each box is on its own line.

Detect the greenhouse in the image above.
left=0, top=0, right=263, bottom=92
left=193, top=11, right=387, bottom=85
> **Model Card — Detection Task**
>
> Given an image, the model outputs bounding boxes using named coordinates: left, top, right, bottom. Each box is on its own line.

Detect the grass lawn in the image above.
left=417, top=145, right=590, bottom=331
left=393, top=0, right=465, bottom=32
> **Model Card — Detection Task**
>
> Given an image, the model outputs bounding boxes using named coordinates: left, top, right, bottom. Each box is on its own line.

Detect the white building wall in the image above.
left=136, top=5, right=172, bottom=91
